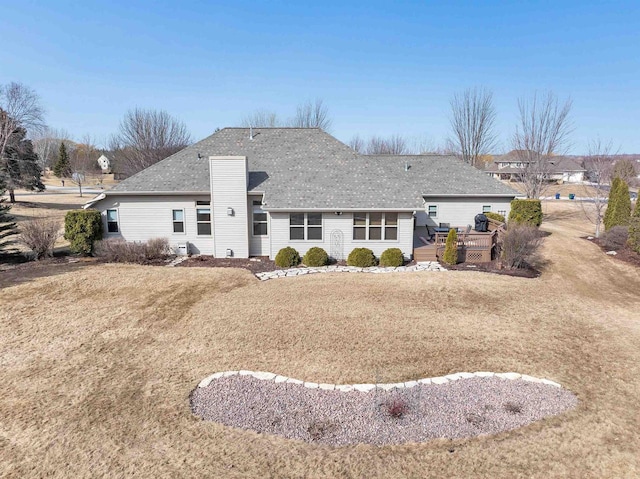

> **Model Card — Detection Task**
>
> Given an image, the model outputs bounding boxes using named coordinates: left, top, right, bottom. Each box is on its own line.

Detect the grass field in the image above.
left=1, top=202, right=639, bottom=478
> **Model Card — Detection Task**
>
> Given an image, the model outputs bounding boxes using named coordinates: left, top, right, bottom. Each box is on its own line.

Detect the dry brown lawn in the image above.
left=3, top=191, right=87, bottom=253
left=1, top=202, right=639, bottom=478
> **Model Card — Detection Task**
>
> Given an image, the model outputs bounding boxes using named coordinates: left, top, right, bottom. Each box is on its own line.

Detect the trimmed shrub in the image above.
left=275, top=246, right=300, bottom=268
left=441, top=229, right=458, bottom=265
left=94, top=237, right=171, bottom=263
left=347, top=247, right=376, bottom=267
left=379, top=248, right=404, bottom=267
left=508, top=199, right=543, bottom=227
left=302, top=246, right=328, bottom=267
left=64, top=209, right=103, bottom=255
left=20, top=217, right=61, bottom=259
left=484, top=211, right=505, bottom=223
left=626, top=219, right=640, bottom=254
left=604, top=177, right=631, bottom=231
left=500, top=224, right=544, bottom=269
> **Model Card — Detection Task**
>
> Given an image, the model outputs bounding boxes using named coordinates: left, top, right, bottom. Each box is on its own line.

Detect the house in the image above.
left=97, top=154, right=112, bottom=173
left=85, top=128, right=519, bottom=260
left=485, top=153, right=586, bottom=183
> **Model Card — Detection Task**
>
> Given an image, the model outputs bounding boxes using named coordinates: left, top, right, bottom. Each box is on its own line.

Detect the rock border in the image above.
left=255, top=261, right=446, bottom=281
left=197, top=370, right=562, bottom=390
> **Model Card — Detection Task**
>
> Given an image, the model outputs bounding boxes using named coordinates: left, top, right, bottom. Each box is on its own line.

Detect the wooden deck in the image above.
left=413, top=225, right=500, bottom=263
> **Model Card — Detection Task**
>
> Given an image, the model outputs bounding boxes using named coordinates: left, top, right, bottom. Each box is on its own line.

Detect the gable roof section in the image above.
left=109, top=128, right=518, bottom=209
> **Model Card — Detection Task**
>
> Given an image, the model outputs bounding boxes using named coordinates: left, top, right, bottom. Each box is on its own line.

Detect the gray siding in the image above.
left=94, top=195, right=214, bottom=255
left=268, top=212, right=414, bottom=260
left=421, top=197, right=512, bottom=227
left=210, top=157, right=249, bottom=258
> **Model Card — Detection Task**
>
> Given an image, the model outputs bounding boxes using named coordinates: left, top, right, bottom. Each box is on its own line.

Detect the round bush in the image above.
left=302, top=247, right=329, bottom=267
left=379, top=248, right=404, bottom=267
left=275, top=246, right=301, bottom=268
left=347, top=247, right=377, bottom=267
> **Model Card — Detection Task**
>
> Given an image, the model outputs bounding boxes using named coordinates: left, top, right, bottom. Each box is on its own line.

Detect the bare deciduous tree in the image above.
left=110, top=108, right=191, bottom=177
left=513, top=91, right=573, bottom=198
left=0, top=82, right=46, bottom=202
left=348, top=135, right=365, bottom=153
left=289, top=99, right=332, bottom=130
left=31, top=127, right=72, bottom=172
left=449, top=87, right=497, bottom=168
left=240, top=109, right=281, bottom=128
left=69, top=135, right=101, bottom=197
left=365, top=134, right=408, bottom=155
left=582, top=139, right=616, bottom=238
left=611, top=159, right=638, bottom=184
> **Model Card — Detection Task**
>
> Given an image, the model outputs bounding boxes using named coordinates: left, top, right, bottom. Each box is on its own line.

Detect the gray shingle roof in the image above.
left=109, top=128, right=519, bottom=209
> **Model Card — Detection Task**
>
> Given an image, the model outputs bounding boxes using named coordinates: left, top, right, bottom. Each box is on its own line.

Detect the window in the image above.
left=196, top=200, right=210, bottom=206
left=289, top=213, right=322, bottom=240
left=353, top=212, right=398, bottom=241
left=482, top=205, right=492, bottom=213
left=172, top=209, right=185, bottom=233
left=106, top=209, right=119, bottom=233
left=428, top=205, right=437, bottom=218
left=252, top=202, right=268, bottom=236
left=197, top=207, right=211, bottom=235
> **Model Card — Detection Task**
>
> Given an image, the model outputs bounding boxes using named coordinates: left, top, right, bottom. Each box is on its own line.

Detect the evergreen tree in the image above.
left=0, top=127, right=45, bottom=203
left=0, top=177, right=18, bottom=252
left=633, top=195, right=640, bottom=219
left=604, top=177, right=631, bottom=231
left=53, top=141, right=71, bottom=178
left=442, top=229, right=459, bottom=265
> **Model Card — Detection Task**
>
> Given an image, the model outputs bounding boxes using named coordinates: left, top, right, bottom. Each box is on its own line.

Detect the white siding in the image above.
left=93, top=195, right=214, bottom=255
left=210, top=157, right=249, bottom=258
left=268, top=212, right=414, bottom=260
left=422, top=196, right=513, bottom=227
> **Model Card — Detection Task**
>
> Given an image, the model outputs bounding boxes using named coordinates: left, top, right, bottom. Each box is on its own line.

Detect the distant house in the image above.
left=485, top=152, right=585, bottom=183
left=85, top=128, right=519, bottom=259
left=97, top=154, right=112, bottom=173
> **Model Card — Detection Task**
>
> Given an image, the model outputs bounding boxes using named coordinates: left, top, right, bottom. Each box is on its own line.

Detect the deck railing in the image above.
left=433, top=230, right=498, bottom=263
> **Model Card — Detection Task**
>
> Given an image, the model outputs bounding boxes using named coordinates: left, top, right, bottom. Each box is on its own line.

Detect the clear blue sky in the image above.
left=1, top=1, right=639, bottom=153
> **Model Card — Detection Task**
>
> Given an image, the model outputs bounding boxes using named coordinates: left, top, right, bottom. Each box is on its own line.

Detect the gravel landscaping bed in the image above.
left=191, top=375, right=578, bottom=446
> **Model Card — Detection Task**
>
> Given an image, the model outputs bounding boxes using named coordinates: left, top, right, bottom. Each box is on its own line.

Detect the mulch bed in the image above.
left=191, top=376, right=577, bottom=446
left=0, top=254, right=96, bottom=289
left=177, top=256, right=280, bottom=274
left=445, top=260, right=540, bottom=278
left=585, top=236, right=640, bottom=268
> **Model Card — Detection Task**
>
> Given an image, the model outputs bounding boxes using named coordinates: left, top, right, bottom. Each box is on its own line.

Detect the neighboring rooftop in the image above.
left=110, top=128, right=519, bottom=209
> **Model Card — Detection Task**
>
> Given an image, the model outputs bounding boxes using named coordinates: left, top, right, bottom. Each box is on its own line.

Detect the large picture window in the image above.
left=353, top=212, right=398, bottom=241
left=289, top=213, right=322, bottom=240
left=252, top=201, right=268, bottom=236
left=106, top=209, right=119, bottom=233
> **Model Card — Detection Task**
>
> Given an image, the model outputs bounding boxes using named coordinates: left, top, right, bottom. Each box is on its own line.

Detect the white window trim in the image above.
left=251, top=204, right=269, bottom=237
left=196, top=206, right=212, bottom=237
left=352, top=212, right=400, bottom=242
left=105, top=208, right=120, bottom=235
left=427, top=205, right=438, bottom=218
left=289, top=213, right=324, bottom=241
left=172, top=208, right=186, bottom=235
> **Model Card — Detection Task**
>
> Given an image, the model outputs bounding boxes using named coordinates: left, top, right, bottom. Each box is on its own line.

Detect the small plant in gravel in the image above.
left=302, top=246, right=329, bottom=267
left=347, top=247, right=377, bottom=267
left=466, top=412, right=485, bottom=426
left=383, top=398, right=409, bottom=419
left=379, top=247, right=404, bottom=267
left=275, top=246, right=300, bottom=268
left=504, top=402, right=523, bottom=414
left=307, top=420, right=335, bottom=441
